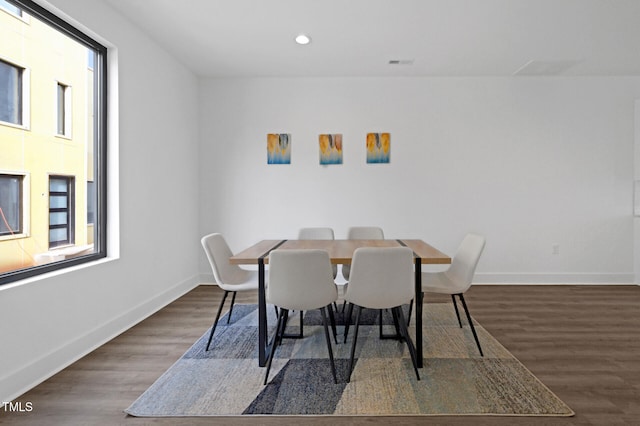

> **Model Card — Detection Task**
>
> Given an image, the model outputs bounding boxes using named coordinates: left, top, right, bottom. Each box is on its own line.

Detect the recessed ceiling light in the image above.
left=295, top=34, right=311, bottom=45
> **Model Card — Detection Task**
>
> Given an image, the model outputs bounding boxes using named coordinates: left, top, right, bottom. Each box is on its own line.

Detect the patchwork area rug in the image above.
left=125, top=303, right=574, bottom=417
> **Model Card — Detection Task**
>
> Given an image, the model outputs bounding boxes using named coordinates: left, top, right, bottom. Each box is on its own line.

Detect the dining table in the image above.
left=229, top=238, right=451, bottom=368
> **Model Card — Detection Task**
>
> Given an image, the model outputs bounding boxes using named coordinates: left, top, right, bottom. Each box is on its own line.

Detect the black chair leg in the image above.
left=320, top=307, right=338, bottom=384
left=379, top=307, right=404, bottom=340
left=452, top=294, right=463, bottom=328
left=458, top=294, right=483, bottom=357
left=205, top=290, right=229, bottom=351
left=391, top=308, right=402, bottom=337
left=282, top=310, right=303, bottom=339
left=347, top=305, right=363, bottom=383
left=344, top=302, right=354, bottom=343
left=264, top=308, right=287, bottom=385
left=327, top=303, right=338, bottom=344
left=406, top=299, right=413, bottom=326
left=395, top=306, right=420, bottom=380
left=226, top=291, right=237, bottom=324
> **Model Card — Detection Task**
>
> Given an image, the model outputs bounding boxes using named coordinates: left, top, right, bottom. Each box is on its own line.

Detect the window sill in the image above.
left=0, top=255, right=118, bottom=291
left=0, top=232, right=29, bottom=242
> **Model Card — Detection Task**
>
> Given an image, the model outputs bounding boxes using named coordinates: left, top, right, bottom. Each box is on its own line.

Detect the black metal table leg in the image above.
left=257, top=240, right=287, bottom=367
left=258, top=257, right=268, bottom=367
left=415, top=257, right=423, bottom=368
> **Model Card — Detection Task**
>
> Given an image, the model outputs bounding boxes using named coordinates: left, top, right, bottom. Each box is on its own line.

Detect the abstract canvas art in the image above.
left=267, top=133, right=291, bottom=164
left=366, top=133, right=390, bottom=163
left=319, top=134, right=343, bottom=165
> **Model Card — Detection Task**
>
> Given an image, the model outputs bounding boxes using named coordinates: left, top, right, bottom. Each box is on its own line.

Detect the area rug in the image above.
left=125, top=303, right=574, bottom=417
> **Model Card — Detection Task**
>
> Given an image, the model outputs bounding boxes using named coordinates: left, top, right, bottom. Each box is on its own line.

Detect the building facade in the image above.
left=0, top=1, right=95, bottom=274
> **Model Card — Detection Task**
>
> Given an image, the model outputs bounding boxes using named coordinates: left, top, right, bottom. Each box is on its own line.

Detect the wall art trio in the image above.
left=267, top=133, right=390, bottom=165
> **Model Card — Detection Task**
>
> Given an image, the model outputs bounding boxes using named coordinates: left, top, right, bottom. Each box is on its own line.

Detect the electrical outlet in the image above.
left=552, top=244, right=560, bottom=255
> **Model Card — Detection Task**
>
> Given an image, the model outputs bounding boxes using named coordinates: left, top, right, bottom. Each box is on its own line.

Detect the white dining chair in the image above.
left=343, top=247, right=420, bottom=382
left=298, top=227, right=338, bottom=278
left=263, top=249, right=339, bottom=384
left=341, top=226, right=384, bottom=281
left=298, top=227, right=339, bottom=315
left=421, top=233, right=486, bottom=356
left=201, top=233, right=260, bottom=351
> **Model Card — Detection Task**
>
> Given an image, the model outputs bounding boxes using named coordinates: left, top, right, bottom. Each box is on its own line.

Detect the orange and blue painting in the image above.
left=267, top=133, right=291, bottom=164
left=366, top=133, right=390, bottom=163
left=319, top=134, right=343, bottom=165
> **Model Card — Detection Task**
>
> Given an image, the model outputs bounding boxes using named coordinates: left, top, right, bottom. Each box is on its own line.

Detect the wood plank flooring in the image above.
left=2, top=284, right=639, bottom=425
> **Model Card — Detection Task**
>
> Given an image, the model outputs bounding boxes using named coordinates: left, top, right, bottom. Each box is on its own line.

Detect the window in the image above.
left=86, top=181, right=95, bottom=224
left=0, top=0, right=107, bottom=284
left=0, top=0, right=21, bottom=17
left=0, top=59, right=23, bottom=125
left=48, top=176, right=74, bottom=248
left=56, top=82, right=71, bottom=136
left=0, top=174, right=23, bottom=236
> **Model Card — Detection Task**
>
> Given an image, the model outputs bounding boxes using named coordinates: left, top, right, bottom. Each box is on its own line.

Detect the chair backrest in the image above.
left=298, top=227, right=335, bottom=240
left=445, top=233, right=486, bottom=292
left=267, top=249, right=338, bottom=311
left=347, top=226, right=384, bottom=240
left=201, top=233, right=252, bottom=286
left=342, top=227, right=385, bottom=280
left=344, top=247, right=414, bottom=309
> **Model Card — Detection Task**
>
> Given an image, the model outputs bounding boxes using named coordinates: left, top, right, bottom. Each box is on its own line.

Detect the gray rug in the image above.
left=125, top=303, right=574, bottom=417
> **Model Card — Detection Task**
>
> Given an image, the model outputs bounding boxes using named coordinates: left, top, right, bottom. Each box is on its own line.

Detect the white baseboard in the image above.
left=1, top=275, right=200, bottom=402
left=474, top=272, right=636, bottom=285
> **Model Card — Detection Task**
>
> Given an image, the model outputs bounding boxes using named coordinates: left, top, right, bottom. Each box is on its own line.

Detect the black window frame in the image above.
left=0, top=0, right=108, bottom=285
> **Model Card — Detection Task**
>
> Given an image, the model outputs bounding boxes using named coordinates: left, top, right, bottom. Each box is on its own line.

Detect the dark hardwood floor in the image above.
left=2, top=284, right=639, bottom=425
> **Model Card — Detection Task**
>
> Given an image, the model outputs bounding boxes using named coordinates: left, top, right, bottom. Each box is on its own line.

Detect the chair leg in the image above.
left=347, top=305, right=363, bottom=383
left=327, top=303, right=338, bottom=344
left=320, top=307, right=338, bottom=384
left=391, top=308, right=402, bottom=337
left=344, top=302, right=354, bottom=343
left=451, top=294, right=463, bottom=328
left=264, top=308, right=287, bottom=385
left=226, top=291, right=237, bottom=324
left=458, top=294, right=483, bottom=357
left=205, top=290, right=229, bottom=351
left=406, top=299, right=413, bottom=326
left=395, top=306, right=420, bottom=380
left=281, top=309, right=303, bottom=339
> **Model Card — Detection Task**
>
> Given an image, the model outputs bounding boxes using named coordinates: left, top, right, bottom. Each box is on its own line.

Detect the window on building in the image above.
left=48, top=176, right=74, bottom=248
left=0, top=59, right=23, bottom=125
left=0, top=174, right=23, bottom=236
left=0, top=0, right=107, bottom=284
left=56, top=82, right=71, bottom=136
left=0, top=0, right=21, bottom=17
left=86, top=181, right=95, bottom=224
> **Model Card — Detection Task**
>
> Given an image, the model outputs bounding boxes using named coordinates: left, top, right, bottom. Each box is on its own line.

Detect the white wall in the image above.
left=0, top=0, right=201, bottom=401
left=199, top=77, right=640, bottom=284
left=635, top=100, right=640, bottom=284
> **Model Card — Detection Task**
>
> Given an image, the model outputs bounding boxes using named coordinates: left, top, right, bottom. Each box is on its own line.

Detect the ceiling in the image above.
left=102, top=0, right=640, bottom=78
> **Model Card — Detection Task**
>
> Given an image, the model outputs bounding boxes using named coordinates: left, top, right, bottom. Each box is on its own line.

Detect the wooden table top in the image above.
left=229, top=239, right=451, bottom=265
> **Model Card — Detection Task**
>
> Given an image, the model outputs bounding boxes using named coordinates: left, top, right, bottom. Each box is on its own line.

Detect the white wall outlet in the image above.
left=552, top=244, right=560, bottom=255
